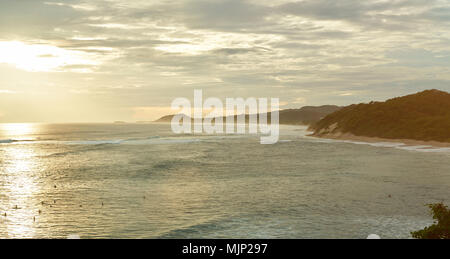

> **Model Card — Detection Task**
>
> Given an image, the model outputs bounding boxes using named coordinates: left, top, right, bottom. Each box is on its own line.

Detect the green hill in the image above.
left=310, top=89, right=450, bottom=142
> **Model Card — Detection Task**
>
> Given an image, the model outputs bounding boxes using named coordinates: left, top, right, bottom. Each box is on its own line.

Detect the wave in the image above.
left=64, top=139, right=125, bottom=145
left=42, top=144, right=112, bottom=158
left=395, top=145, right=450, bottom=153
left=0, top=135, right=217, bottom=146
left=307, top=137, right=450, bottom=153
left=345, top=141, right=450, bottom=153
left=156, top=216, right=227, bottom=238
left=0, top=139, right=17, bottom=144
left=33, top=136, right=202, bottom=145
left=0, top=138, right=37, bottom=144
left=124, top=136, right=161, bottom=141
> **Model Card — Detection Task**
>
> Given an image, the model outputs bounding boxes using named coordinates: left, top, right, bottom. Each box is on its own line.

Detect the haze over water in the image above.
left=0, top=123, right=449, bottom=239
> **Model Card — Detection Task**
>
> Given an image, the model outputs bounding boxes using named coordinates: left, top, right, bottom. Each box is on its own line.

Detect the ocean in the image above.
left=0, top=123, right=449, bottom=239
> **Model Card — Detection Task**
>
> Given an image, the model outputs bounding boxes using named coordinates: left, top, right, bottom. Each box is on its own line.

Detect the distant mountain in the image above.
left=278, top=105, right=342, bottom=125
left=154, top=105, right=341, bottom=125
left=310, top=89, right=450, bottom=142
left=154, top=114, right=190, bottom=123
left=154, top=115, right=174, bottom=123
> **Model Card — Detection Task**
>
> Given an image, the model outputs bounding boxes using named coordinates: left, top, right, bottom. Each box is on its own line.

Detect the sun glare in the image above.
left=0, top=123, right=34, bottom=138
left=0, top=41, right=96, bottom=72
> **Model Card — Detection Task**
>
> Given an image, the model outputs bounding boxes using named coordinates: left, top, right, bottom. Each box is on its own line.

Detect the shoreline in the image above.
left=308, top=132, right=450, bottom=148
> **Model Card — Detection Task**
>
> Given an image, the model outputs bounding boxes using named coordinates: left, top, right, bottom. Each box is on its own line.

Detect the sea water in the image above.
left=0, top=123, right=449, bottom=238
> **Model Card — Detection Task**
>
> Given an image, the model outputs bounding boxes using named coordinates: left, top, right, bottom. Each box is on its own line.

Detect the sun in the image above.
left=0, top=41, right=96, bottom=72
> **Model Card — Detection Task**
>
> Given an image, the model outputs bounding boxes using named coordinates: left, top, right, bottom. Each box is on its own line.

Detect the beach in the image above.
left=309, top=132, right=450, bottom=149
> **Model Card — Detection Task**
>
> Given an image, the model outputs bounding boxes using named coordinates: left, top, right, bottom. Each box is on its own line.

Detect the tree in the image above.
left=411, top=203, right=450, bottom=239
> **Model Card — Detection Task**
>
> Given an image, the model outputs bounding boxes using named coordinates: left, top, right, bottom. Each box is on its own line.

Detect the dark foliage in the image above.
left=411, top=203, right=450, bottom=239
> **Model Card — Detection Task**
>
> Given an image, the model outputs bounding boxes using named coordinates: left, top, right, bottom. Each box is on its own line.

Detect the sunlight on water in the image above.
left=0, top=123, right=35, bottom=140
left=2, top=145, right=40, bottom=238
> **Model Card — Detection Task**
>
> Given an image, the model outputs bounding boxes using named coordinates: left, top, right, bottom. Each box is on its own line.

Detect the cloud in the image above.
left=278, top=0, right=448, bottom=31
left=181, top=0, right=271, bottom=30
left=292, top=97, right=306, bottom=104
left=0, top=90, right=19, bottom=94
left=131, top=106, right=175, bottom=121
left=0, top=0, right=450, bottom=122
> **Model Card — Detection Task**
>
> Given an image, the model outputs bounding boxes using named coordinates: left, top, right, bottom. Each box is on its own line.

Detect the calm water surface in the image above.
left=0, top=123, right=449, bottom=238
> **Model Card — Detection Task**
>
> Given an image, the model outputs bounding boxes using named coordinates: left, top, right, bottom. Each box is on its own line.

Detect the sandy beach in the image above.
left=309, top=132, right=450, bottom=148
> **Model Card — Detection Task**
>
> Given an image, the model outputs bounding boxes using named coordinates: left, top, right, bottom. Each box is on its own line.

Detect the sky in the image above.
left=0, top=0, right=450, bottom=123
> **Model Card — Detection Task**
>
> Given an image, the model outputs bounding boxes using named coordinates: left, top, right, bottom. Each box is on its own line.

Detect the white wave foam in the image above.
left=343, top=140, right=405, bottom=148
left=126, top=138, right=202, bottom=144
left=0, top=135, right=236, bottom=146
left=0, top=139, right=16, bottom=144
left=65, top=139, right=125, bottom=145
left=49, top=137, right=203, bottom=145
left=0, top=139, right=35, bottom=144
left=308, top=137, right=450, bottom=153
left=396, top=145, right=450, bottom=153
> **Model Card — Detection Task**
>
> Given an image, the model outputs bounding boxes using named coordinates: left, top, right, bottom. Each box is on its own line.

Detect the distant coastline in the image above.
left=154, top=89, right=450, bottom=148
left=154, top=105, right=341, bottom=125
